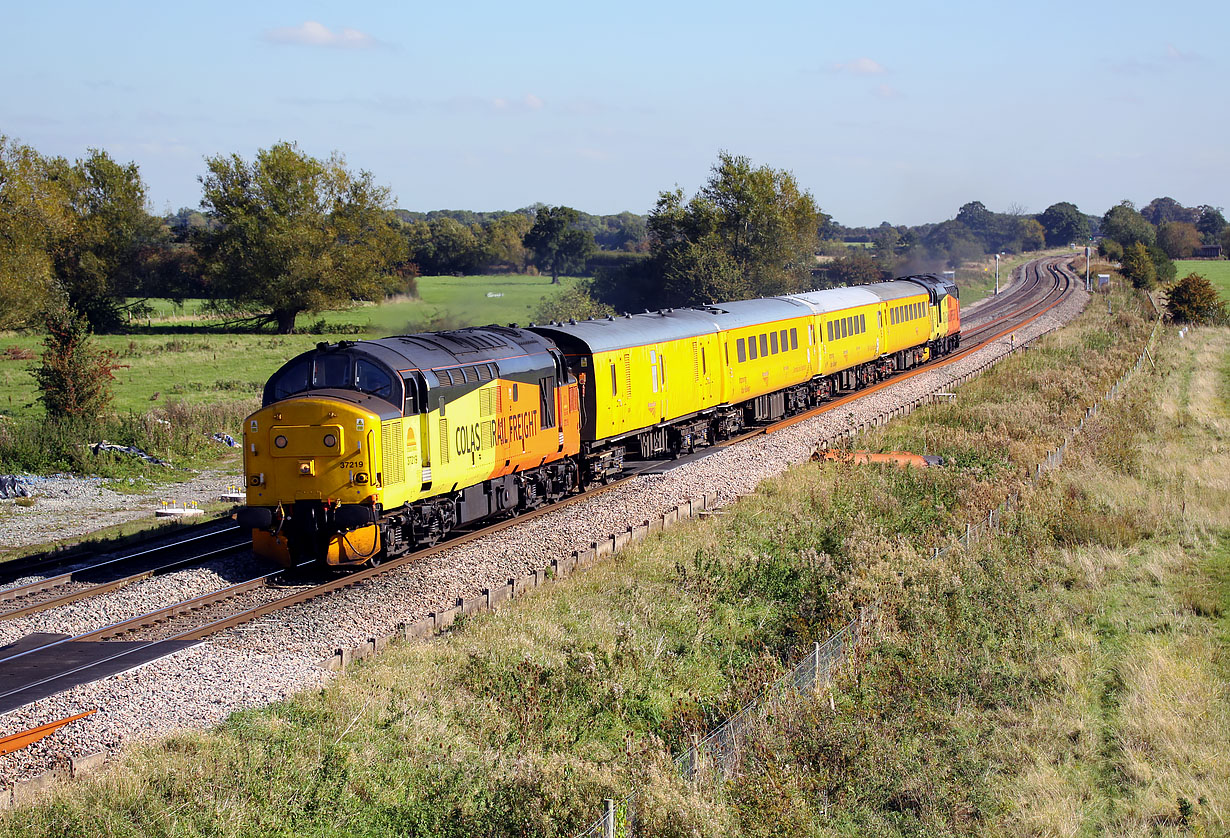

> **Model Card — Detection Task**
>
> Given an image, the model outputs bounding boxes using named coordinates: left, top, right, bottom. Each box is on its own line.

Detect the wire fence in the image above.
left=571, top=311, right=1163, bottom=837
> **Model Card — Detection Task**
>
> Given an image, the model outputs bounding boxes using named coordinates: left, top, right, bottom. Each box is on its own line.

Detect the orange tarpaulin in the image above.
left=0, top=710, right=95, bottom=756
left=813, top=450, right=944, bottom=468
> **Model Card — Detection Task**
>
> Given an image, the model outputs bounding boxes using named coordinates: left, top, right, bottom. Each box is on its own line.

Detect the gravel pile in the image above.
left=0, top=275, right=1089, bottom=792
left=0, top=471, right=240, bottom=552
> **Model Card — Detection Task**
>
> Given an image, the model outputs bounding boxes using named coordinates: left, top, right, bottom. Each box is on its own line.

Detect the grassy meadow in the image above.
left=1174, top=259, right=1230, bottom=298
left=4, top=282, right=1224, bottom=835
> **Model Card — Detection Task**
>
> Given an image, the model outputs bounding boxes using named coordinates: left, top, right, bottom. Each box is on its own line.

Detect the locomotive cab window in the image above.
left=313, top=354, right=350, bottom=389
left=355, top=359, right=393, bottom=400
left=539, top=377, right=555, bottom=428
left=269, top=357, right=310, bottom=402
left=403, top=375, right=422, bottom=414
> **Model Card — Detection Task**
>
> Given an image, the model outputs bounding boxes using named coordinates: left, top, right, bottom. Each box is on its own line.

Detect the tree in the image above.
left=1221, top=225, right=1230, bottom=257
left=1017, top=218, right=1046, bottom=251
left=1156, top=221, right=1201, bottom=259
left=1166, top=272, right=1227, bottom=325
left=828, top=249, right=886, bottom=285
left=51, top=150, right=165, bottom=331
left=480, top=213, right=532, bottom=271
left=1101, top=201, right=1155, bottom=248
left=1196, top=205, right=1226, bottom=244
left=1140, top=196, right=1198, bottom=226
left=532, top=281, right=615, bottom=324
left=524, top=206, right=595, bottom=283
left=32, top=305, right=120, bottom=419
left=646, top=152, right=823, bottom=306
left=198, top=142, right=407, bottom=333
left=1038, top=202, right=1089, bottom=247
left=1120, top=241, right=1157, bottom=289
left=0, top=136, right=71, bottom=330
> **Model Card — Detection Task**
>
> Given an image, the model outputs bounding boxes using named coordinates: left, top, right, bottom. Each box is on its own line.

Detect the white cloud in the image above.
left=265, top=21, right=381, bottom=49
left=873, top=84, right=901, bottom=99
left=831, top=57, right=887, bottom=76
left=523, top=93, right=544, bottom=110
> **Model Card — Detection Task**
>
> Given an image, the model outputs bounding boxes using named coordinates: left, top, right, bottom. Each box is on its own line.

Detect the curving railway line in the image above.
left=0, top=255, right=1080, bottom=718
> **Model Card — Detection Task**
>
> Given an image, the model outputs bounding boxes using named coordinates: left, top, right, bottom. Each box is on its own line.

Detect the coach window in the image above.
left=770, top=331, right=779, bottom=354
left=737, top=338, right=747, bottom=363
left=859, top=314, right=866, bottom=333
left=791, top=328, right=799, bottom=350
left=839, top=319, right=846, bottom=339
left=650, top=350, right=659, bottom=393
left=610, top=362, right=618, bottom=396
left=779, top=328, right=788, bottom=350
left=701, top=347, right=707, bottom=375
left=748, top=336, right=758, bottom=360
left=759, top=333, right=769, bottom=356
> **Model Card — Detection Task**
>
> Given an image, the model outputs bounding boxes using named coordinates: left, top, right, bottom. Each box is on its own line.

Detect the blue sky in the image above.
left=4, top=0, right=1225, bottom=226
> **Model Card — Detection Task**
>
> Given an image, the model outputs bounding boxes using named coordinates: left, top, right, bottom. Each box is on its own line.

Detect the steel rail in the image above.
left=0, top=516, right=238, bottom=587
left=0, top=538, right=252, bottom=622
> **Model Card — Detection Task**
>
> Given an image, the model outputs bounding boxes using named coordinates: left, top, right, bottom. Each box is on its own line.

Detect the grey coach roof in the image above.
left=855, top=279, right=930, bottom=303
left=531, top=297, right=813, bottom=353
left=782, top=286, right=883, bottom=314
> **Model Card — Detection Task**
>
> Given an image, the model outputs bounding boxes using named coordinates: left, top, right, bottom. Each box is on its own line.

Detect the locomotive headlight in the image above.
left=274, top=435, right=288, bottom=449
left=323, top=433, right=337, bottom=448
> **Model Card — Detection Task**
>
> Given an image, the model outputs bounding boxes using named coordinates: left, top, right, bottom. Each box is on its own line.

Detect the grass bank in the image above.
left=5, top=285, right=1216, bottom=837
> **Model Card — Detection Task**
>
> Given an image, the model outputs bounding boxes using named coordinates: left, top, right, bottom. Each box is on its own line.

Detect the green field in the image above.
left=0, top=275, right=581, bottom=421
left=1175, top=259, right=1230, bottom=298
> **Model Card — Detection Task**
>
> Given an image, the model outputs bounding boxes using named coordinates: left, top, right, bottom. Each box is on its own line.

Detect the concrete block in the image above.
left=71, top=749, right=108, bottom=777
left=630, top=524, right=648, bottom=543
left=576, top=548, right=596, bottom=569
left=677, top=501, right=691, bottom=520
left=614, top=530, right=630, bottom=551
left=595, top=538, right=613, bottom=558
left=321, top=651, right=344, bottom=672
left=433, top=606, right=459, bottom=632
left=374, top=633, right=393, bottom=653
left=460, top=594, right=486, bottom=617
left=488, top=583, right=511, bottom=607
left=219, top=492, right=245, bottom=503
left=535, top=568, right=547, bottom=586
left=351, top=640, right=373, bottom=661
left=512, top=574, right=535, bottom=597
left=555, top=554, right=576, bottom=576
left=337, top=646, right=354, bottom=669
left=11, top=769, right=67, bottom=806
left=407, top=617, right=434, bottom=640
left=648, top=515, right=663, bottom=532
left=664, top=508, right=678, bottom=526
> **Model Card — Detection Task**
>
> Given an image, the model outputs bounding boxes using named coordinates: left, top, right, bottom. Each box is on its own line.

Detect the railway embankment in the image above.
left=8, top=278, right=1225, bottom=834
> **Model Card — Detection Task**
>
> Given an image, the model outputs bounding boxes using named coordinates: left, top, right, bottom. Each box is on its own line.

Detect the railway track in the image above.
left=0, top=526, right=248, bottom=623
left=0, top=255, right=1080, bottom=714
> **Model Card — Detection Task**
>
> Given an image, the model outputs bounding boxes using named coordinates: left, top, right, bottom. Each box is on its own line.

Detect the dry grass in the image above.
left=1002, top=326, right=1230, bottom=837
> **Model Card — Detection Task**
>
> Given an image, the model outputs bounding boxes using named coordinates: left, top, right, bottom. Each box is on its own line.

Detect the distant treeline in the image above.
left=2, top=133, right=1225, bottom=334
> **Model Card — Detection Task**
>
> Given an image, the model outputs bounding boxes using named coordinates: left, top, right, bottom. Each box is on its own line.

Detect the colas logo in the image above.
left=455, top=408, right=539, bottom=455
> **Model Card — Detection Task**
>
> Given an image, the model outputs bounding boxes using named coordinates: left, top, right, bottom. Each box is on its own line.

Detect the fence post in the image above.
left=603, top=799, right=615, bottom=838
left=813, top=641, right=822, bottom=693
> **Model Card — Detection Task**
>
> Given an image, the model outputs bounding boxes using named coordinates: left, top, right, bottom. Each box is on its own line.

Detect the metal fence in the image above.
left=674, top=611, right=867, bottom=784
left=572, top=313, right=1163, bottom=837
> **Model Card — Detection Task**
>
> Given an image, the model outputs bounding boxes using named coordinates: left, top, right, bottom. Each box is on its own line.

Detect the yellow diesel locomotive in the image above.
left=237, top=274, right=959, bottom=567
